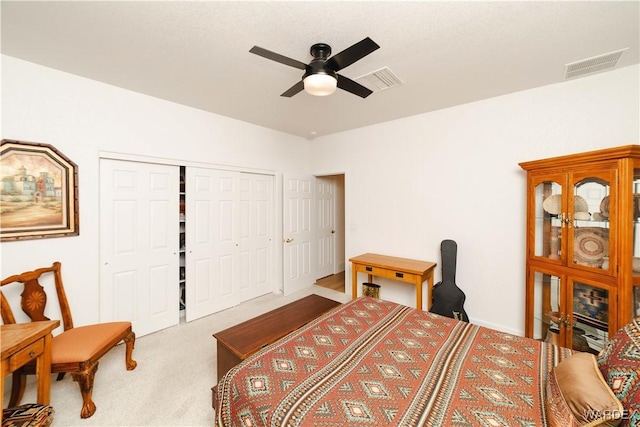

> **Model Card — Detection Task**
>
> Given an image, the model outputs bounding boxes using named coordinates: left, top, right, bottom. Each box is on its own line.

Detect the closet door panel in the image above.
left=239, top=173, right=274, bottom=301
left=185, top=167, right=240, bottom=321
left=100, top=159, right=179, bottom=337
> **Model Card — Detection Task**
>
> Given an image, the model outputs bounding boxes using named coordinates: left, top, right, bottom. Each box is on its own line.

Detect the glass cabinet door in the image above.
left=530, top=270, right=563, bottom=343
left=633, top=166, right=640, bottom=319
left=532, top=174, right=565, bottom=261
left=570, top=278, right=615, bottom=354
left=570, top=168, right=616, bottom=275
left=634, top=167, right=640, bottom=270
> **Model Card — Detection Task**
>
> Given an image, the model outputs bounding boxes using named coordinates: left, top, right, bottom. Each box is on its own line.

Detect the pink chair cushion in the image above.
left=51, top=322, right=131, bottom=364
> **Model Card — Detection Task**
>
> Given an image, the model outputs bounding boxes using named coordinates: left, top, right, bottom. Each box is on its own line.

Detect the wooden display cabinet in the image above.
left=520, top=145, right=640, bottom=352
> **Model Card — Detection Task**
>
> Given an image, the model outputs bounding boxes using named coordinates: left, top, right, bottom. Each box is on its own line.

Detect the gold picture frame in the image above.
left=1, top=139, right=79, bottom=241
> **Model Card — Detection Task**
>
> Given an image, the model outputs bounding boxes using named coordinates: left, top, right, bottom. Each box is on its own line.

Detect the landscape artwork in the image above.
left=0, top=140, right=78, bottom=241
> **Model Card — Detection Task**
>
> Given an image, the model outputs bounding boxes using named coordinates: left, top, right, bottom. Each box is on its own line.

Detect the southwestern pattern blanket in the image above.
left=215, top=297, right=572, bottom=426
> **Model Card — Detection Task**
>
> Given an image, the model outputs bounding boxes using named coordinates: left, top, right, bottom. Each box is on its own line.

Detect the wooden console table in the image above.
left=349, top=253, right=437, bottom=310
left=1, top=320, right=60, bottom=409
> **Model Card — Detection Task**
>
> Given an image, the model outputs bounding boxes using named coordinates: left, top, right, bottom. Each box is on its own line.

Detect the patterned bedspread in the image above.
left=215, top=297, right=573, bottom=426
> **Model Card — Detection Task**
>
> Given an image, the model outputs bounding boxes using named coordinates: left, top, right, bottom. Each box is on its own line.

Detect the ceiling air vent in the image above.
left=355, top=67, right=403, bottom=93
left=564, top=48, right=628, bottom=79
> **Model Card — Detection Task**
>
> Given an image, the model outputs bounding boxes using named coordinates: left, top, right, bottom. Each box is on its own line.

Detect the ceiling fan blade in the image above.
left=249, top=46, right=307, bottom=70
left=325, top=37, right=380, bottom=72
left=280, top=80, right=304, bottom=97
left=336, top=74, right=373, bottom=98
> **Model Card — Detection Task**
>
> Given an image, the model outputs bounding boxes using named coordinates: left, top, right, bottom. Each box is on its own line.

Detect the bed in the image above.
left=215, top=296, right=639, bottom=426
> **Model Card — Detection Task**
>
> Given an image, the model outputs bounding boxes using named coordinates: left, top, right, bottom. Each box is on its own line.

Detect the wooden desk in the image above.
left=349, top=253, right=437, bottom=310
left=1, top=320, right=59, bottom=409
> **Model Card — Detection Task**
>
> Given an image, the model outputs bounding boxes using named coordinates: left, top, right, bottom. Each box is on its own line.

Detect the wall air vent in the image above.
left=564, top=48, right=628, bottom=79
left=355, top=67, right=403, bottom=93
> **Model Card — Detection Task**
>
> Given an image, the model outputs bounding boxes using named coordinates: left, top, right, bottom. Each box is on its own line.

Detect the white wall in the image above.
left=0, top=55, right=309, bottom=326
left=311, top=65, right=640, bottom=334
left=2, top=54, right=638, bottom=336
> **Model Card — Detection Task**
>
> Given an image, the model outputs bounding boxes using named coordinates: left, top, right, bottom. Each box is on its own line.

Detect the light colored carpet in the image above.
left=3, top=285, right=350, bottom=426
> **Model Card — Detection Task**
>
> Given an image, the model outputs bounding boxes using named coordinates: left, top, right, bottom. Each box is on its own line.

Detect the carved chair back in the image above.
left=1, top=261, right=73, bottom=331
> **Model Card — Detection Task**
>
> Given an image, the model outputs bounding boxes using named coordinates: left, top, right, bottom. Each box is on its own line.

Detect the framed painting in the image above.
left=1, top=139, right=79, bottom=241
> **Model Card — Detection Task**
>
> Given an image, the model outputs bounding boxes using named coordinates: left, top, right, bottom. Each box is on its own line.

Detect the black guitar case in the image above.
left=429, top=239, right=469, bottom=322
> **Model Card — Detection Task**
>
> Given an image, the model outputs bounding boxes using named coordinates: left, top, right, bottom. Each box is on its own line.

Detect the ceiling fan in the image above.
left=249, top=37, right=380, bottom=98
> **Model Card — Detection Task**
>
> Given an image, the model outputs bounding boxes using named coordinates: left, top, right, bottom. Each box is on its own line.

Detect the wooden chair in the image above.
left=0, top=262, right=137, bottom=419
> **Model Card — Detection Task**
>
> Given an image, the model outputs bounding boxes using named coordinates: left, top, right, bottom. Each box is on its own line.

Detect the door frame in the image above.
left=314, top=172, right=347, bottom=288
left=316, top=176, right=337, bottom=279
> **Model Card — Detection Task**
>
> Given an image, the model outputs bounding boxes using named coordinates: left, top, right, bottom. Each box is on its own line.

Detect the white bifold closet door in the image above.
left=100, top=159, right=180, bottom=337
left=101, top=160, right=274, bottom=333
left=238, top=173, right=273, bottom=302
left=185, top=167, right=239, bottom=321
left=185, top=167, right=273, bottom=322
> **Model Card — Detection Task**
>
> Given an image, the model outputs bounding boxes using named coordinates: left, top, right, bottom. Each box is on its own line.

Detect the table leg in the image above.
left=426, top=271, right=434, bottom=310
left=351, top=267, right=358, bottom=299
left=35, top=333, right=53, bottom=405
left=416, top=278, right=422, bottom=311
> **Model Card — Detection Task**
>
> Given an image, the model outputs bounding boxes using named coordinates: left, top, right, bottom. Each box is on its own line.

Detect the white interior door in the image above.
left=239, top=173, right=274, bottom=301
left=283, top=174, right=315, bottom=295
left=185, top=167, right=240, bottom=321
left=100, top=159, right=179, bottom=337
left=316, top=177, right=336, bottom=280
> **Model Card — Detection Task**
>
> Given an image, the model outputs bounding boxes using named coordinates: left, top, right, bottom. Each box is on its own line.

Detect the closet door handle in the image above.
left=284, top=238, right=294, bottom=243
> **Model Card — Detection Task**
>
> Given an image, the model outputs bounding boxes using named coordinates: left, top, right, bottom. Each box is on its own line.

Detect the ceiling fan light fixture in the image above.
left=303, top=73, right=337, bottom=96
left=250, top=37, right=379, bottom=98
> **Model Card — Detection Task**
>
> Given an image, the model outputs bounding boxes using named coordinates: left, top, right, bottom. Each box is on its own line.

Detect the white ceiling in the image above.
left=2, top=1, right=639, bottom=139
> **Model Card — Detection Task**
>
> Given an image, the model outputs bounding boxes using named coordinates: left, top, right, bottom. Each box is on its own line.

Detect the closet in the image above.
left=100, top=158, right=274, bottom=335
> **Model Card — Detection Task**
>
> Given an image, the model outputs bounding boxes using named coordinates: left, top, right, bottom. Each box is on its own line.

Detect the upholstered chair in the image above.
left=1, top=262, right=137, bottom=418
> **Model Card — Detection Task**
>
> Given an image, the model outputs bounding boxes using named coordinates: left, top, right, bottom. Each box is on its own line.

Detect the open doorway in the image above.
left=314, top=174, right=346, bottom=293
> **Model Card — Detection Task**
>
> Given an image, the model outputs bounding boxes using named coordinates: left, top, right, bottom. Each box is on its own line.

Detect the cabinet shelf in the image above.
left=179, top=166, right=186, bottom=314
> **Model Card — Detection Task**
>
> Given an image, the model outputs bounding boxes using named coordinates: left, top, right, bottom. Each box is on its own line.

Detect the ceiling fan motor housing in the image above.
left=310, top=43, right=331, bottom=59
left=305, top=43, right=336, bottom=79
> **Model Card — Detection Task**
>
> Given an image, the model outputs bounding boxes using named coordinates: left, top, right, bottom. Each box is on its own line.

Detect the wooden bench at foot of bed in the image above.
left=211, top=294, right=341, bottom=408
